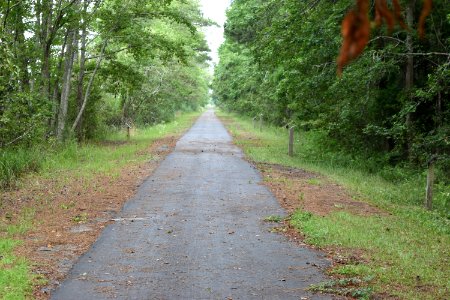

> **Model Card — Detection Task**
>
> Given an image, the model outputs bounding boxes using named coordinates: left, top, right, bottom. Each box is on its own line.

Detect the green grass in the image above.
left=0, top=111, right=201, bottom=299
left=218, top=111, right=450, bottom=299
left=2, top=208, right=35, bottom=236
left=309, top=276, right=374, bottom=299
left=0, top=239, right=32, bottom=300
left=0, top=149, right=41, bottom=189
left=306, top=178, right=322, bottom=186
left=0, top=209, right=36, bottom=300
left=42, top=112, right=200, bottom=177
left=263, top=215, right=283, bottom=223
left=0, top=111, right=200, bottom=188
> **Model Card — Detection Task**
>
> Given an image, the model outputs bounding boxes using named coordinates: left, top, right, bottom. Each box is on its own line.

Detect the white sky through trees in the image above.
left=199, top=0, right=231, bottom=69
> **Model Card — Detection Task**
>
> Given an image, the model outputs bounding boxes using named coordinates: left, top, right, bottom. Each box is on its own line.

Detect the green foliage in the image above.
left=0, top=32, right=17, bottom=95
left=0, top=93, right=51, bottom=147
left=221, top=112, right=450, bottom=299
left=220, top=112, right=450, bottom=216
left=0, top=0, right=210, bottom=182
left=213, top=0, right=450, bottom=174
left=96, top=0, right=210, bottom=131
left=0, top=111, right=199, bottom=189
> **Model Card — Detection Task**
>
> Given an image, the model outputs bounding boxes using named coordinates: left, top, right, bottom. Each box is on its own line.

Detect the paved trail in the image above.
left=52, top=110, right=331, bottom=300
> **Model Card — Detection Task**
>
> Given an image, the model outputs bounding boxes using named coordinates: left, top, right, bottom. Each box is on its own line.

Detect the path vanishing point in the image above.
left=51, top=109, right=332, bottom=300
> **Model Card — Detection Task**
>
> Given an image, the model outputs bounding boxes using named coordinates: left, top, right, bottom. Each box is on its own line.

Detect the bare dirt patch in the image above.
left=257, top=162, right=383, bottom=216
left=0, top=135, right=179, bottom=299
left=255, top=162, right=388, bottom=299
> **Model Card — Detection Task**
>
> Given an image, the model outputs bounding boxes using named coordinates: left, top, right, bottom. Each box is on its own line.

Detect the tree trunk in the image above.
left=425, top=159, right=435, bottom=210
left=33, top=0, right=41, bottom=95
left=2, top=0, right=12, bottom=29
left=121, top=89, right=130, bottom=123
left=436, top=87, right=442, bottom=127
left=50, top=31, right=68, bottom=131
left=75, top=0, right=88, bottom=140
left=40, top=0, right=53, bottom=102
left=14, top=3, right=30, bottom=91
left=71, top=40, right=108, bottom=132
left=41, top=42, right=52, bottom=102
left=56, top=29, right=76, bottom=141
left=405, top=0, right=415, bottom=159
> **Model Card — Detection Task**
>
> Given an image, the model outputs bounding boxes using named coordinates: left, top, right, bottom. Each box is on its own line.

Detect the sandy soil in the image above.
left=257, top=162, right=384, bottom=217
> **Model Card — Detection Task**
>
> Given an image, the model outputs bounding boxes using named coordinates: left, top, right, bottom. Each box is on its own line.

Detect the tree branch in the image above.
left=86, top=46, right=131, bottom=60
left=2, top=129, right=32, bottom=148
left=369, top=35, right=406, bottom=44
left=388, top=52, right=450, bottom=57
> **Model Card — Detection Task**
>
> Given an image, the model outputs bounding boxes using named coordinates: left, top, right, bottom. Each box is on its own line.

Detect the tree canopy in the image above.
left=213, top=0, right=449, bottom=175
left=0, top=0, right=211, bottom=145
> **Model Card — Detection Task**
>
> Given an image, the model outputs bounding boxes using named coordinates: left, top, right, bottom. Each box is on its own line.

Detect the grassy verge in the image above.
left=0, top=239, right=31, bottom=300
left=41, top=112, right=200, bottom=178
left=0, top=208, right=36, bottom=300
left=0, top=111, right=201, bottom=299
left=218, top=111, right=449, bottom=300
left=0, top=112, right=200, bottom=188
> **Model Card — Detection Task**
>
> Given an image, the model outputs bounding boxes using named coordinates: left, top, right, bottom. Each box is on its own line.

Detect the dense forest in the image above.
left=213, top=0, right=449, bottom=196
left=0, top=0, right=210, bottom=145
left=0, top=0, right=211, bottom=185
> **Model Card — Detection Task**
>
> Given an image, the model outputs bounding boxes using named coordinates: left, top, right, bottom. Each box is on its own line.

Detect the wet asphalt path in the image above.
left=51, top=109, right=331, bottom=300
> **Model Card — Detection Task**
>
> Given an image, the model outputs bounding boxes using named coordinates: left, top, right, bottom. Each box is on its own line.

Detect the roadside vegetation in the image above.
left=213, top=1, right=448, bottom=297
left=0, top=111, right=200, bottom=299
left=0, top=226, right=34, bottom=300
left=1, top=0, right=209, bottom=298
left=212, top=0, right=449, bottom=200
left=219, top=111, right=449, bottom=299
left=1, top=0, right=211, bottom=188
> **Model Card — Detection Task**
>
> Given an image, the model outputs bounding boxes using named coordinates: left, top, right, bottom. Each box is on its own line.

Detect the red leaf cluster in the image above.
left=337, top=0, right=370, bottom=76
left=418, top=0, right=433, bottom=39
left=337, top=0, right=433, bottom=75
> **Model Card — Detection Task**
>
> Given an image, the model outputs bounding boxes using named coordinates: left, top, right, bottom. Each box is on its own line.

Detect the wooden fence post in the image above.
left=425, top=156, right=437, bottom=210
left=253, top=117, right=257, bottom=129
left=125, top=122, right=131, bottom=140
left=259, top=114, right=263, bottom=132
left=288, top=126, right=295, bottom=156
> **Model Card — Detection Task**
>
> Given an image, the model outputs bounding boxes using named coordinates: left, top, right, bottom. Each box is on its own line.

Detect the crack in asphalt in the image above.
left=51, top=109, right=332, bottom=300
